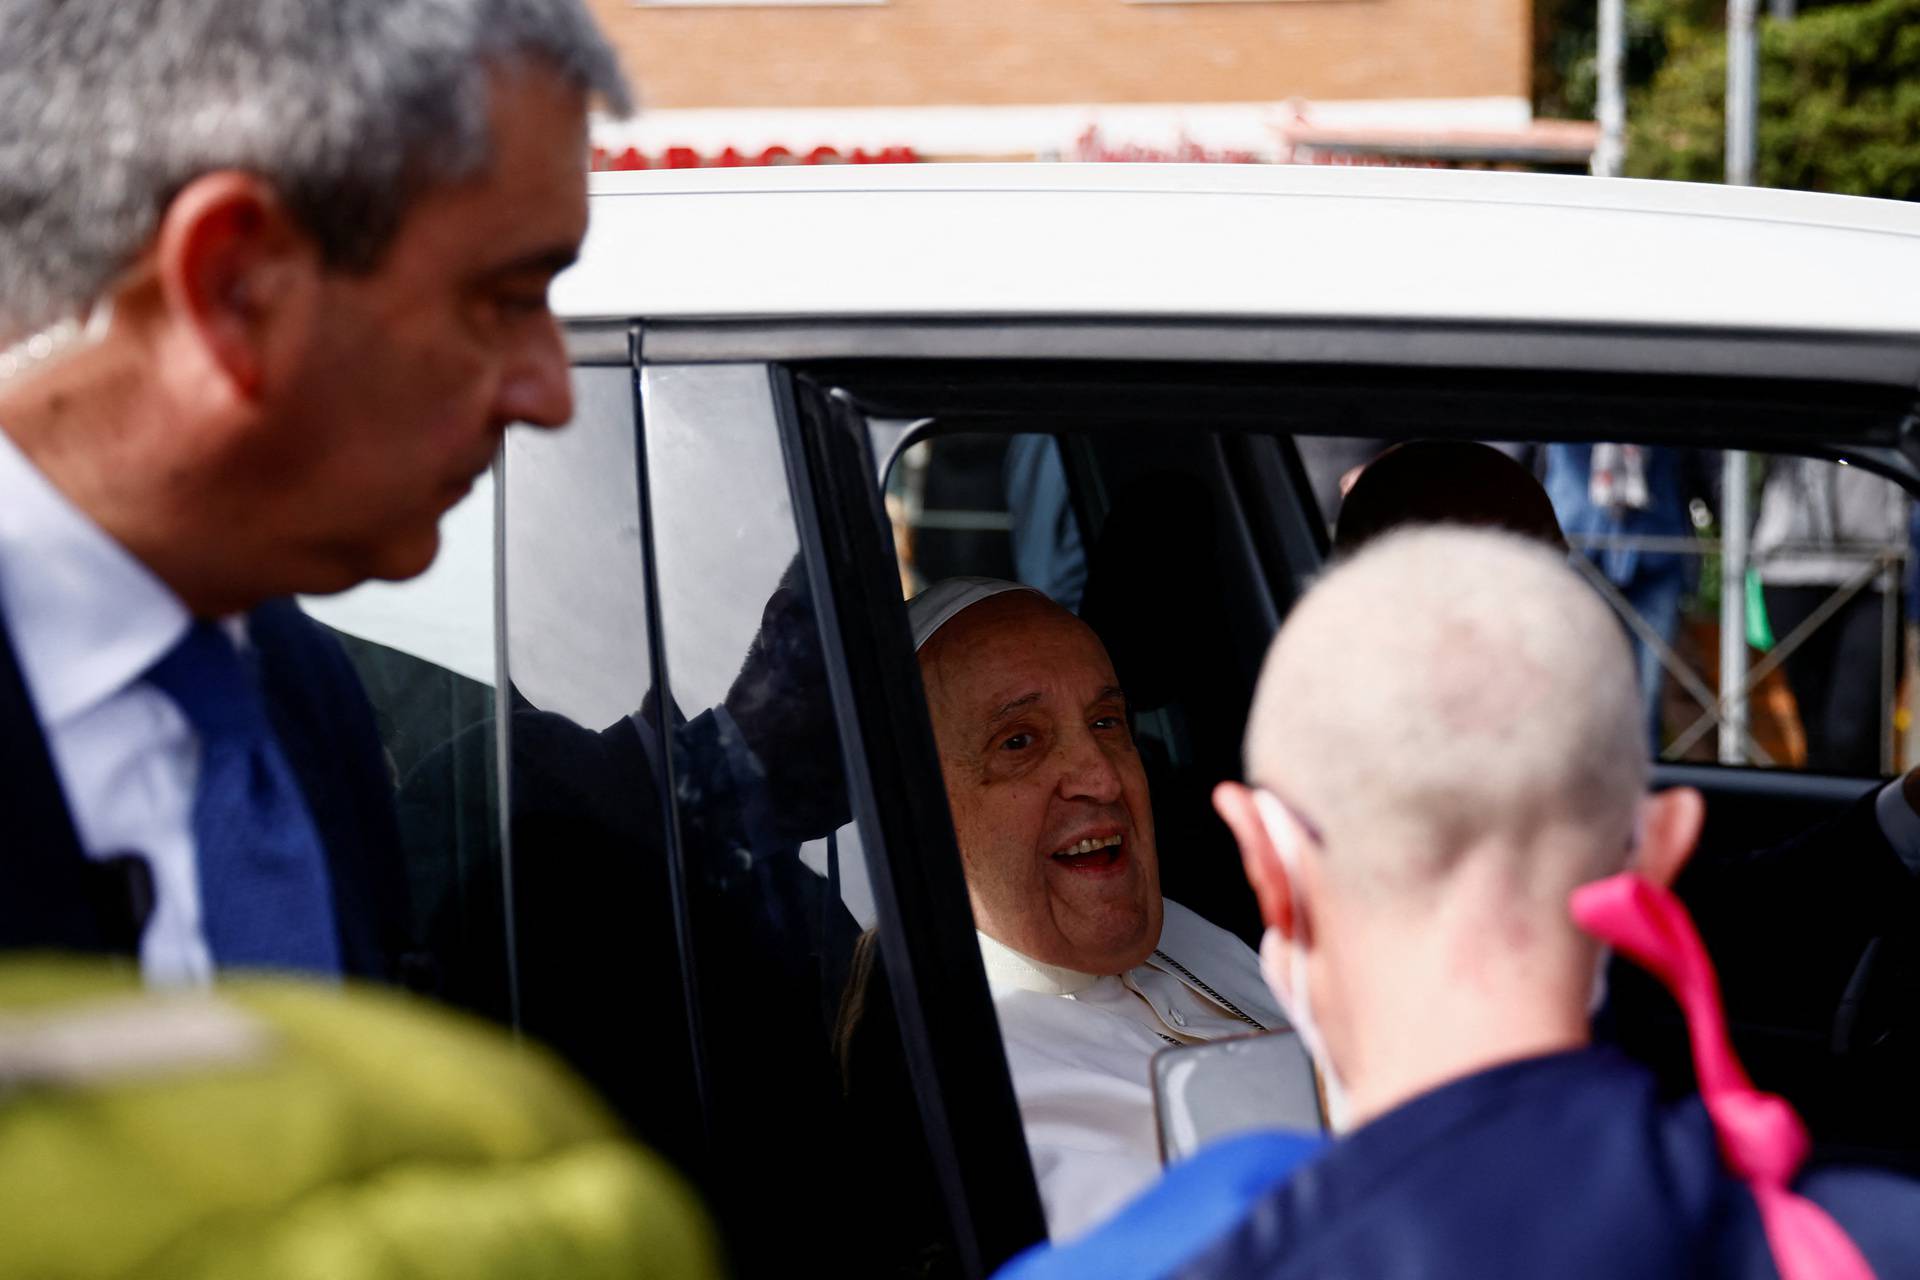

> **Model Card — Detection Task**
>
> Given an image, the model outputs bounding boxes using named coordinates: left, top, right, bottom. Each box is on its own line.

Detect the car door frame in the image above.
left=596, top=314, right=1920, bottom=1268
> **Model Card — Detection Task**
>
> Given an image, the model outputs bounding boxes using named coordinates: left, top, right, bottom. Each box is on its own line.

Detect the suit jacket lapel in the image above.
left=251, top=599, right=412, bottom=982
left=0, top=594, right=412, bottom=973
left=0, top=590, right=118, bottom=951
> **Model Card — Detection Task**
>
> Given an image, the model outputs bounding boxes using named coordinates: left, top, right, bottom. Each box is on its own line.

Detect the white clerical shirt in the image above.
left=985, top=796, right=1920, bottom=1244
left=979, top=898, right=1286, bottom=1241
left=0, top=426, right=210, bottom=985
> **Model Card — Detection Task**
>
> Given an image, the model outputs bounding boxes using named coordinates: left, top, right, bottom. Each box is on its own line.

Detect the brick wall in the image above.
left=585, top=0, right=1531, bottom=109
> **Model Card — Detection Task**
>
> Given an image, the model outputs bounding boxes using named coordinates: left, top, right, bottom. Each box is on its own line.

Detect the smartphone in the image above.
left=1151, top=1028, right=1326, bottom=1164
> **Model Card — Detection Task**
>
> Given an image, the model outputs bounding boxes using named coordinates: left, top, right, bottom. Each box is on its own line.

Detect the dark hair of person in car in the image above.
left=1331, top=441, right=1567, bottom=557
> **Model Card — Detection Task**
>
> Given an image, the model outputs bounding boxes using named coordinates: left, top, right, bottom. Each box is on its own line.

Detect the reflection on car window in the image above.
left=506, top=368, right=653, bottom=727
left=643, top=363, right=953, bottom=1277
left=300, top=480, right=500, bottom=1008
left=492, top=365, right=702, bottom=1168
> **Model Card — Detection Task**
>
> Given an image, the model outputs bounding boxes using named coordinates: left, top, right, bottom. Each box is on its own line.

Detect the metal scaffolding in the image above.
left=1570, top=532, right=1910, bottom=773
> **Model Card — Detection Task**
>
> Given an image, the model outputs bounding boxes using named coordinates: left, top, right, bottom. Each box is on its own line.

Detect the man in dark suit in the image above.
left=0, top=0, right=631, bottom=983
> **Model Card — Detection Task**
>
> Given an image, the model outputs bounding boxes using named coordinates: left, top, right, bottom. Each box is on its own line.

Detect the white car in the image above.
left=308, top=164, right=1920, bottom=1277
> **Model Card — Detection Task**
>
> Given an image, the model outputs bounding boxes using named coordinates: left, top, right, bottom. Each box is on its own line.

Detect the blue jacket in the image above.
left=1544, top=444, right=1702, bottom=587
left=998, top=1046, right=1919, bottom=1280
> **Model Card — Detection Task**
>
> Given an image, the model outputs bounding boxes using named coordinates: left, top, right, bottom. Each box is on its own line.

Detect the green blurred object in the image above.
left=1745, top=568, right=1775, bottom=652
left=1624, top=0, right=1920, bottom=201
left=0, top=959, right=722, bottom=1280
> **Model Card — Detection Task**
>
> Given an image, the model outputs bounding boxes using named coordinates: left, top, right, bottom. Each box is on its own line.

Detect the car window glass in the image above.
left=505, top=368, right=652, bottom=726
left=891, top=431, right=1919, bottom=902
left=299, top=480, right=498, bottom=1006
left=1307, top=440, right=1915, bottom=776
left=830, top=365, right=1920, bottom=1236
left=490, top=364, right=710, bottom=1172
left=642, top=362, right=948, bottom=1276
left=1294, top=434, right=1388, bottom=529
left=303, top=362, right=686, bottom=1053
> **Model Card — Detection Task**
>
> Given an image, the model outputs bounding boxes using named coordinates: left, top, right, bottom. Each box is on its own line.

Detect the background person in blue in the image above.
left=1545, top=443, right=1717, bottom=752
left=999, top=527, right=1919, bottom=1280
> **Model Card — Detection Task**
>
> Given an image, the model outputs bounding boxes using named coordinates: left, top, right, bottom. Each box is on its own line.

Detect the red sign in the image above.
left=592, top=143, right=918, bottom=171
left=1071, top=125, right=1260, bottom=165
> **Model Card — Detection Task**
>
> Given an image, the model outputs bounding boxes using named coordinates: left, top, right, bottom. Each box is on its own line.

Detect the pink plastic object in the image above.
left=1570, top=873, right=1875, bottom=1280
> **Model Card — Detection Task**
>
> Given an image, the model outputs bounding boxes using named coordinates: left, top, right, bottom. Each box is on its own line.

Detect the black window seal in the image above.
left=1652, top=763, right=1885, bottom=804
left=788, top=360, right=1918, bottom=453
left=491, top=442, right=520, bottom=1034
left=633, top=316, right=1920, bottom=392
left=774, top=366, right=1050, bottom=1274
left=626, top=333, right=719, bottom=1173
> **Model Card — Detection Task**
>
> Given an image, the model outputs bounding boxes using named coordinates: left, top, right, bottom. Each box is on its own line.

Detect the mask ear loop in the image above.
left=1588, top=803, right=1652, bottom=1016
left=1252, top=788, right=1304, bottom=877
left=1250, top=787, right=1349, bottom=1132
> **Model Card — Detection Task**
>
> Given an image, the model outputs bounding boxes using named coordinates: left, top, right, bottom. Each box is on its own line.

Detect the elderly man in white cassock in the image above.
left=909, top=578, right=1296, bottom=1240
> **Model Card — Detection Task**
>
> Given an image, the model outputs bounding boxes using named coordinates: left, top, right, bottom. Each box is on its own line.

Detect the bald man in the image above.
left=1000, top=528, right=1920, bottom=1280
left=909, top=578, right=1300, bottom=1240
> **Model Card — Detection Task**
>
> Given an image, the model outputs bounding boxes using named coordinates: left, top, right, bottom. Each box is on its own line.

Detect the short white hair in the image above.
left=1244, top=526, right=1646, bottom=905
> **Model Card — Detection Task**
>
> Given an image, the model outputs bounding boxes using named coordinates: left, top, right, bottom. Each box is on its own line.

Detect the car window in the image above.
left=641, top=363, right=952, bottom=1277
left=492, top=364, right=707, bottom=1169
left=1305, top=441, right=1915, bottom=776
left=307, top=360, right=989, bottom=1275
left=300, top=458, right=502, bottom=1010
left=307, top=365, right=709, bottom=1172
left=315, top=349, right=1920, bottom=1263
left=810, top=359, right=1920, bottom=1192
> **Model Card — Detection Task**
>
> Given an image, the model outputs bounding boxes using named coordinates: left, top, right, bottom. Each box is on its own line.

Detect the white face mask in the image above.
left=1583, top=807, right=1645, bottom=1019
left=1252, top=788, right=1351, bottom=1133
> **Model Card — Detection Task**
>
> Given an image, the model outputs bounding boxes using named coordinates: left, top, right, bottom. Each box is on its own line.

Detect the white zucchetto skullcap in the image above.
left=907, top=577, right=1044, bottom=652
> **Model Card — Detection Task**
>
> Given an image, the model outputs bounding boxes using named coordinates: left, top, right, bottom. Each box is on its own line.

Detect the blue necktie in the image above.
left=145, top=621, right=343, bottom=975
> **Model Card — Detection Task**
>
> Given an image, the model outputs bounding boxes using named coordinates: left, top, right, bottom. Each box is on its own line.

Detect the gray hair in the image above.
left=0, top=0, right=631, bottom=334
left=1245, top=526, right=1647, bottom=907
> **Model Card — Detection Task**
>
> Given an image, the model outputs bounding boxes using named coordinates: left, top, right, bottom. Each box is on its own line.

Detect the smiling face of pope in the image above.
left=917, top=591, right=1164, bottom=975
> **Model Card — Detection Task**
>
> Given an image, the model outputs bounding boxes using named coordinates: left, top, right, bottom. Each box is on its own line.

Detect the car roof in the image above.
left=555, top=163, right=1920, bottom=337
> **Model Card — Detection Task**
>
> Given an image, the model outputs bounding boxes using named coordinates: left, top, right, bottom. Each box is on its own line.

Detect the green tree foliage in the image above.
left=1532, top=1, right=1871, bottom=122
left=1623, top=0, right=1920, bottom=198
left=1534, top=0, right=1596, bottom=118
left=1534, top=0, right=1697, bottom=119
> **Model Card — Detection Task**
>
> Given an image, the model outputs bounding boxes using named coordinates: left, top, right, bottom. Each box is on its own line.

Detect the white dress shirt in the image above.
left=0, top=426, right=211, bottom=986
left=980, top=898, right=1287, bottom=1241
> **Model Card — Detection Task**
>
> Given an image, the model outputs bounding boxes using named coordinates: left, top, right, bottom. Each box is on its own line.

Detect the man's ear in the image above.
left=1633, top=786, right=1704, bottom=889
left=151, top=171, right=318, bottom=404
left=1213, top=781, right=1298, bottom=940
